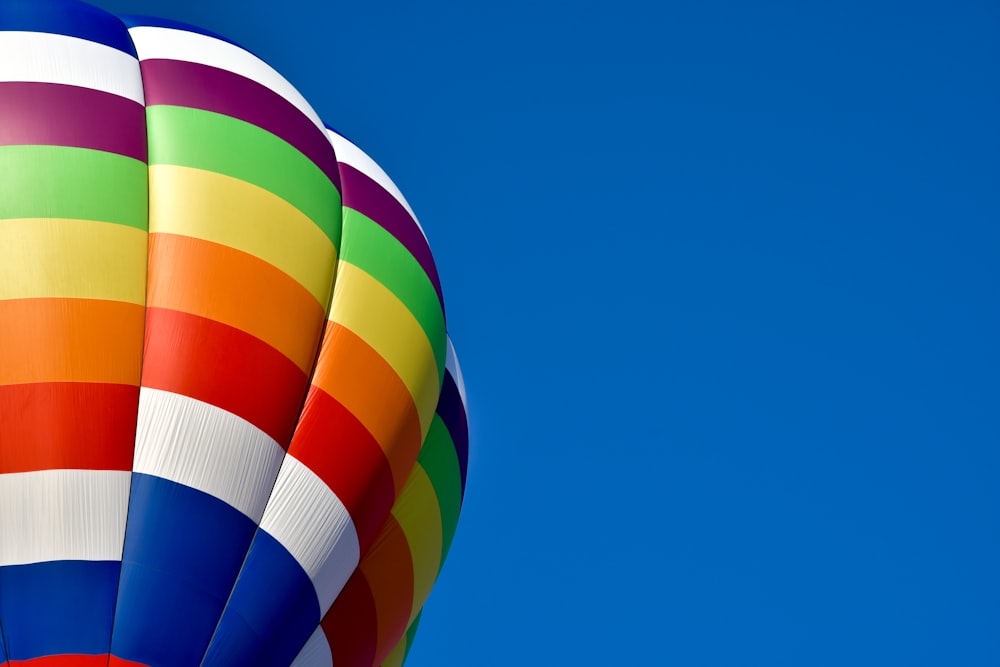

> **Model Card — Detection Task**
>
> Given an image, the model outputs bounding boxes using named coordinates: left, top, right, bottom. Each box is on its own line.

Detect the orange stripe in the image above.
left=358, top=515, right=414, bottom=665
left=147, top=233, right=327, bottom=373
left=0, top=298, right=144, bottom=385
left=311, top=323, right=423, bottom=496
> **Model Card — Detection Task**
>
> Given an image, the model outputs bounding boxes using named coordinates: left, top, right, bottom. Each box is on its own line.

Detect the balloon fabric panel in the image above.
left=0, top=1, right=147, bottom=662
left=197, top=128, right=446, bottom=666
left=0, top=3, right=470, bottom=666
left=107, top=17, right=340, bottom=667
left=300, top=349, right=469, bottom=667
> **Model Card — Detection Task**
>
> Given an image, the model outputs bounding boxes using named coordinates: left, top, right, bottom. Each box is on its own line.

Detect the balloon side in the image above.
left=0, top=1, right=468, bottom=666
left=289, top=338, right=469, bottom=667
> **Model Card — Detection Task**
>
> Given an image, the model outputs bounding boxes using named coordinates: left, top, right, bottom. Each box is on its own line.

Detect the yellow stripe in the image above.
left=391, top=463, right=443, bottom=625
left=0, top=218, right=146, bottom=304
left=329, top=262, right=440, bottom=435
left=381, top=639, right=407, bottom=667
left=149, top=165, right=338, bottom=305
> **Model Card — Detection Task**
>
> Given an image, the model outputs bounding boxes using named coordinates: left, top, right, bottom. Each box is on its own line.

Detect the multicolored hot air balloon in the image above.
left=0, top=1, right=470, bottom=665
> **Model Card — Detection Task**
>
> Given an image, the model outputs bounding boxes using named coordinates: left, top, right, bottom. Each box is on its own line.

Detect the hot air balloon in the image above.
left=0, top=1, right=469, bottom=665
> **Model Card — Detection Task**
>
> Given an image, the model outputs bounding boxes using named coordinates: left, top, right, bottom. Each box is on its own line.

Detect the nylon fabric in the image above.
left=337, top=163, right=443, bottom=308
left=0, top=6, right=468, bottom=666
left=139, top=58, right=340, bottom=187
left=0, top=7, right=147, bottom=662
left=288, top=628, right=333, bottom=667
left=0, top=470, right=129, bottom=564
left=125, top=26, right=324, bottom=133
left=340, top=208, right=446, bottom=369
left=147, top=165, right=337, bottom=304
left=111, top=475, right=260, bottom=667
left=328, top=262, right=442, bottom=426
left=327, top=132, right=422, bottom=236
left=132, top=389, right=285, bottom=521
left=391, top=465, right=443, bottom=625
left=304, top=350, right=469, bottom=666
left=257, top=456, right=362, bottom=610
left=0, top=82, right=146, bottom=161
left=414, top=417, right=463, bottom=569
left=147, top=106, right=340, bottom=234
left=108, top=17, right=341, bottom=666
left=381, top=640, right=406, bottom=667
left=0, top=146, right=147, bottom=227
left=146, top=233, right=327, bottom=373
left=0, top=219, right=146, bottom=303
left=0, top=383, right=139, bottom=473
left=308, top=323, right=424, bottom=497
left=199, top=530, right=321, bottom=667
left=0, top=31, right=142, bottom=99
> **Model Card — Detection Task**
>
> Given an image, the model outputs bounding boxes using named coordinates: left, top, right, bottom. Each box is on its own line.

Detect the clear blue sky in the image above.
left=93, top=1, right=1000, bottom=664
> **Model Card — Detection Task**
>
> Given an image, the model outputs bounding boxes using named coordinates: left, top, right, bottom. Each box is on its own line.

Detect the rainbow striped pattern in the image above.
left=0, top=1, right=469, bottom=666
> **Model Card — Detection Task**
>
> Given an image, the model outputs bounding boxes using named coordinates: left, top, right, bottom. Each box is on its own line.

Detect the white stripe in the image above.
left=0, top=469, right=130, bottom=565
left=0, top=31, right=144, bottom=103
left=126, top=26, right=324, bottom=134
left=445, top=336, right=468, bottom=409
left=327, top=130, right=428, bottom=241
left=134, top=388, right=285, bottom=521
left=258, top=455, right=360, bottom=612
left=290, top=626, right=333, bottom=667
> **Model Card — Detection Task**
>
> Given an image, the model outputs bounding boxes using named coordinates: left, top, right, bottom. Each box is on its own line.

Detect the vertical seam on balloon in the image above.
left=193, top=120, right=346, bottom=667
left=0, top=586, right=10, bottom=666
left=104, top=17, right=148, bottom=667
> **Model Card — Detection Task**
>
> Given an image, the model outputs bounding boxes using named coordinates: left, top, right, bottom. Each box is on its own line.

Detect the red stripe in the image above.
left=9, top=655, right=144, bottom=667
left=323, top=574, right=377, bottom=667
left=361, top=516, right=415, bottom=665
left=0, top=82, right=147, bottom=162
left=141, top=308, right=308, bottom=446
left=290, top=386, right=396, bottom=551
left=0, top=382, right=138, bottom=473
left=108, top=658, right=149, bottom=667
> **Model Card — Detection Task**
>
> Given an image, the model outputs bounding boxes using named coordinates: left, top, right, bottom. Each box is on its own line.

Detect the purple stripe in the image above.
left=0, top=82, right=147, bottom=162
left=140, top=59, right=340, bottom=191
left=437, top=369, right=469, bottom=498
left=338, top=162, right=444, bottom=307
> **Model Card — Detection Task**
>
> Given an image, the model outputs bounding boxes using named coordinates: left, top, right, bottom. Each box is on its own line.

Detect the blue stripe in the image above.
left=0, top=0, right=136, bottom=56
left=437, top=370, right=469, bottom=497
left=201, top=530, right=319, bottom=667
left=110, top=474, right=257, bottom=667
left=0, top=560, right=119, bottom=660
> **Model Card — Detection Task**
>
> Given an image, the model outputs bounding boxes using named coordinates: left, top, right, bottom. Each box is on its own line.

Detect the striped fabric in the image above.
left=0, top=2, right=469, bottom=666
left=0, top=1, right=146, bottom=663
left=290, top=341, right=469, bottom=667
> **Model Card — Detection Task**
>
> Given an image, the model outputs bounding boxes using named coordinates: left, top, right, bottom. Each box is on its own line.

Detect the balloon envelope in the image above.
left=0, top=1, right=469, bottom=665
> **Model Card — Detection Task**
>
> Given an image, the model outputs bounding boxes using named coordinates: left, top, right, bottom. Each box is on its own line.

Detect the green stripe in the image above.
left=404, top=612, right=422, bottom=662
left=146, top=105, right=340, bottom=245
left=418, top=414, right=463, bottom=568
left=341, top=207, right=446, bottom=375
left=0, top=145, right=147, bottom=229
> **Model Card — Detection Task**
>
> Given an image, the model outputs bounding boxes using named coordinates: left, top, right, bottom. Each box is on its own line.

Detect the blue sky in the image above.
left=92, top=1, right=1000, bottom=664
